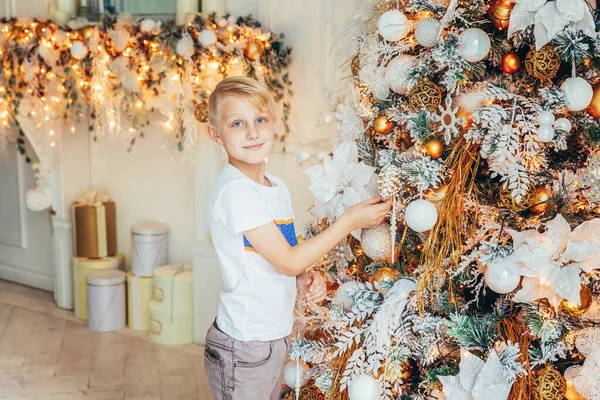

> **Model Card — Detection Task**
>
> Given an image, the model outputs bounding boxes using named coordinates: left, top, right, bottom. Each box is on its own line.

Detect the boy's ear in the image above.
left=207, top=124, right=222, bottom=144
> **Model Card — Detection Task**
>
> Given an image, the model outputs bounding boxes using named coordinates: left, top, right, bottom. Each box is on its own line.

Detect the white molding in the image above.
left=0, top=150, right=28, bottom=249
left=51, top=215, right=73, bottom=309
left=192, top=238, right=220, bottom=344
left=0, top=262, right=53, bottom=292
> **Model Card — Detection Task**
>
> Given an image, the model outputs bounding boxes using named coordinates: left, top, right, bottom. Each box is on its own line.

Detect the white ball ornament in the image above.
left=140, top=18, right=157, bottom=34
left=216, top=17, right=228, bottom=28
left=348, top=374, right=380, bottom=400
left=537, top=124, right=555, bottom=142
left=198, top=29, right=217, bottom=47
left=70, top=41, right=88, bottom=60
left=415, top=17, right=441, bottom=48
left=458, top=28, right=491, bottom=63
left=283, top=360, right=309, bottom=388
left=405, top=199, right=438, bottom=232
left=562, top=77, right=593, bottom=112
left=176, top=35, right=194, bottom=59
left=554, top=117, right=572, bottom=133
left=538, top=111, right=555, bottom=126
left=335, top=281, right=360, bottom=311
left=377, top=10, right=410, bottom=42
left=392, top=278, right=417, bottom=298
left=299, top=151, right=311, bottom=162
left=385, top=54, right=415, bottom=95
left=484, top=259, right=521, bottom=294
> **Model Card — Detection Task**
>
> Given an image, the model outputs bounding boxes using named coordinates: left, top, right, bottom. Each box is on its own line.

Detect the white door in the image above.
left=0, top=141, right=53, bottom=291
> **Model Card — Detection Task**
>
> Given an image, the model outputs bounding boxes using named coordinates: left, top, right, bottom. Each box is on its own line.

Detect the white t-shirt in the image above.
left=208, top=163, right=298, bottom=342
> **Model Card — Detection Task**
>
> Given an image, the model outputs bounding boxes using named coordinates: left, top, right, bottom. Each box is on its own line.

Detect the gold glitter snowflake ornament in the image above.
left=432, top=96, right=466, bottom=144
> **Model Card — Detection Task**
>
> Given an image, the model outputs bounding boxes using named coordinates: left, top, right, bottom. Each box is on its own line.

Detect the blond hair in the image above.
left=208, top=77, right=273, bottom=125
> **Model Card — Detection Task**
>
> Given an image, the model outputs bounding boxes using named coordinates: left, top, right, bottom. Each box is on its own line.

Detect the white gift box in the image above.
left=87, top=270, right=126, bottom=332
left=152, top=264, right=193, bottom=313
left=148, top=300, right=193, bottom=345
left=131, top=222, right=168, bottom=277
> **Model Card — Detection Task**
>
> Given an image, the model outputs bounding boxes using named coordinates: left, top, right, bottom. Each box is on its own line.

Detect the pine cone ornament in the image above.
left=378, top=164, right=401, bottom=200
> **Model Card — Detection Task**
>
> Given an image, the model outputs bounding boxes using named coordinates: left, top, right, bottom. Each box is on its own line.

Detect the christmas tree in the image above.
left=284, top=0, right=600, bottom=399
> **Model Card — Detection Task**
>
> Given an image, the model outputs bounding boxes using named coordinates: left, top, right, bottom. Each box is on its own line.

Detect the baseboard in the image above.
left=0, top=263, right=53, bottom=292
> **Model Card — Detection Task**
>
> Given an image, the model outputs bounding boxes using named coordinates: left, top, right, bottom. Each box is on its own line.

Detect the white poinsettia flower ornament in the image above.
left=438, top=349, right=513, bottom=400
left=305, top=141, right=376, bottom=236
left=504, top=214, right=600, bottom=309
left=507, top=0, right=596, bottom=50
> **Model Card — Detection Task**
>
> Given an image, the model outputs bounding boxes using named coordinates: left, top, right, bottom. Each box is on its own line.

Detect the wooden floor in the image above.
left=0, top=280, right=212, bottom=400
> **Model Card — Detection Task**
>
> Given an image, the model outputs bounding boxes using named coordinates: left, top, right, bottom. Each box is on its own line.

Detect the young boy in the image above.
left=204, top=76, right=392, bottom=400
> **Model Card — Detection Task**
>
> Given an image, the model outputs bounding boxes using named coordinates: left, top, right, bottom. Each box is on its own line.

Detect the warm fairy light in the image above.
left=51, top=142, right=55, bottom=147
left=209, top=61, right=219, bottom=70
left=49, top=130, right=54, bottom=136
left=71, top=126, right=75, bottom=133
left=136, top=100, right=143, bottom=108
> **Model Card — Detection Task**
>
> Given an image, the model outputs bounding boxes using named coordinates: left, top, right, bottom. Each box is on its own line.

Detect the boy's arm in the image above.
left=243, top=214, right=356, bottom=277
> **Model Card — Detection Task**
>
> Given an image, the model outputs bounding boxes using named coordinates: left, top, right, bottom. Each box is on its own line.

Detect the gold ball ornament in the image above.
left=194, top=100, right=209, bottom=123
left=499, top=186, right=530, bottom=211
left=80, top=25, right=96, bottom=41
left=532, top=365, right=567, bottom=400
left=525, top=46, right=561, bottom=80
left=529, top=186, right=554, bottom=215
left=560, top=285, right=593, bottom=316
left=489, top=0, right=515, bottom=31
left=351, top=54, right=360, bottom=76
left=299, top=385, right=324, bottom=400
left=586, top=81, right=600, bottom=119
left=243, top=38, right=265, bottom=61
left=502, top=52, right=521, bottom=74
left=373, top=115, right=395, bottom=134
left=369, top=267, right=398, bottom=294
left=425, top=183, right=449, bottom=203
left=423, top=138, right=444, bottom=160
left=408, top=78, right=442, bottom=112
left=565, top=379, right=587, bottom=400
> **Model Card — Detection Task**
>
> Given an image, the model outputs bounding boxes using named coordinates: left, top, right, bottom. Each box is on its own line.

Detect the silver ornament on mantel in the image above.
left=415, top=17, right=441, bottom=48
left=361, top=223, right=393, bottom=262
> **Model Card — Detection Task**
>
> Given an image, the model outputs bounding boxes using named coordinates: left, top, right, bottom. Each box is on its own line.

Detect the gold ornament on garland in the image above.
left=194, top=100, right=209, bottom=123
left=409, top=78, right=442, bottom=112
left=586, top=81, right=600, bottom=119
left=423, top=138, right=444, bottom=160
left=299, top=384, right=324, bottom=400
left=560, top=285, right=593, bottom=316
left=243, top=38, right=265, bottom=61
left=369, top=267, right=398, bottom=295
left=502, top=52, right=521, bottom=74
left=529, top=186, right=554, bottom=215
left=425, top=183, right=449, bottom=203
left=525, top=46, right=561, bottom=80
left=80, top=25, right=96, bottom=41
left=373, top=115, right=395, bottom=134
left=532, top=365, right=567, bottom=400
left=499, top=186, right=529, bottom=211
left=488, top=0, right=515, bottom=31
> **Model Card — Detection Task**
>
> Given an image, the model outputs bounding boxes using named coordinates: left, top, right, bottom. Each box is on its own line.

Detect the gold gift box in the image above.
left=74, top=201, right=117, bottom=258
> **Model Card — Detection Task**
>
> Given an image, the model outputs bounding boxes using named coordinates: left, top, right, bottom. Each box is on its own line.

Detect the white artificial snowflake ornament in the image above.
left=507, top=0, right=596, bottom=50
left=438, top=349, right=513, bottom=400
left=334, top=104, right=365, bottom=142
left=504, top=214, right=600, bottom=309
left=305, top=141, right=377, bottom=236
left=431, top=96, right=466, bottom=144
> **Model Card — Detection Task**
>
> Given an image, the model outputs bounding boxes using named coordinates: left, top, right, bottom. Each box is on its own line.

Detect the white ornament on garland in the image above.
left=70, top=40, right=88, bottom=60
left=554, top=117, right=572, bottom=133
left=415, top=17, right=442, bottom=48
left=108, top=28, right=130, bottom=52
left=537, top=124, right=555, bottom=142
left=377, top=10, right=410, bottom=42
left=385, top=54, right=415, bottom=95
left=283, top=360, right=309, bottom=388
left=140, top=18, right=160, bottom=35
left=334, top=281, right=360, bottom=311
left=198, top=29, right=217, bottom=47
left=484, top=258, right=522, bottom=294
left=458, top=28, right=491, bottom=63
left=405, top=199, right=438, bottom=232
left=348, top=374, right=380, bottom=400
left=176, top=34, right=194, bottom=60
left=537, top=110, right=555, bottom=126
left=562, top=77, right=593, bottom=112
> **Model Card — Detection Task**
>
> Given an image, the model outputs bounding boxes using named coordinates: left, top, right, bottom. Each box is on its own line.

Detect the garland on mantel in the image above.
left=0, top=13, right=292, bottom=159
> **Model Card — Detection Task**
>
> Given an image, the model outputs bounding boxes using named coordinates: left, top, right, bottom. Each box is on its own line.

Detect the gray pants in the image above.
left=204, top=321, right=288, bottom=400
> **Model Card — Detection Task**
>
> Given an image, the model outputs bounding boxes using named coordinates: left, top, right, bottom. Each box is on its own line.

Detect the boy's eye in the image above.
left=257, top=117, right=267, bottom=124
left=232, top=121, right=243, bottom=128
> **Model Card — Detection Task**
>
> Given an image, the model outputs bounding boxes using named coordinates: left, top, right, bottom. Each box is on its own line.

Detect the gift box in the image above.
left=127, top=272, right=154, bottom=331
left=87, top=270, right=126, bottom=333
left=152, top=264, right=193, bottom=312
left=148, top=300, right=193, bottom=345
left=73, top=254, right=124, bottom=320
left=73, top=190, right=117, bottom=258
left=131, top=222, right=168, bottom=277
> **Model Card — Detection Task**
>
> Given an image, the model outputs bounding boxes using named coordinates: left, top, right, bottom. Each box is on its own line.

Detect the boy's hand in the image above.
left=297, top=272, right=327, bottom=304
left=342, top=196, right=393, bottom=230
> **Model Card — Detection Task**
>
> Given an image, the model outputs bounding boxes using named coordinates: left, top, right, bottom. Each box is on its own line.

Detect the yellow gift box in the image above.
left=73, top=254, right=125, bottom=320
left=148, top=300, right=193, bottom=345
left=72, top=190, right=117, bottom=258
left=127, top=273, right=154, bottom=331
left=152, top=264, right=193, bottom=312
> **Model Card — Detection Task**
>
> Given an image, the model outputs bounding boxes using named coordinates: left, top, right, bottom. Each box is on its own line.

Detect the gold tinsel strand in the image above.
left=498, top=314, right=534, bottom=400
left=417, top=138, right=480, bottom=311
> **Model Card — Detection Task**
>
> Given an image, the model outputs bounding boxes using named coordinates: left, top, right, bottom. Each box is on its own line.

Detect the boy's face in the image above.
left=208, top=96, right=275, bottom=165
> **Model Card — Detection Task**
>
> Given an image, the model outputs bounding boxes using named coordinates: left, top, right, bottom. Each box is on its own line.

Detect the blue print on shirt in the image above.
left=243, top=219, right=298, bottom=252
